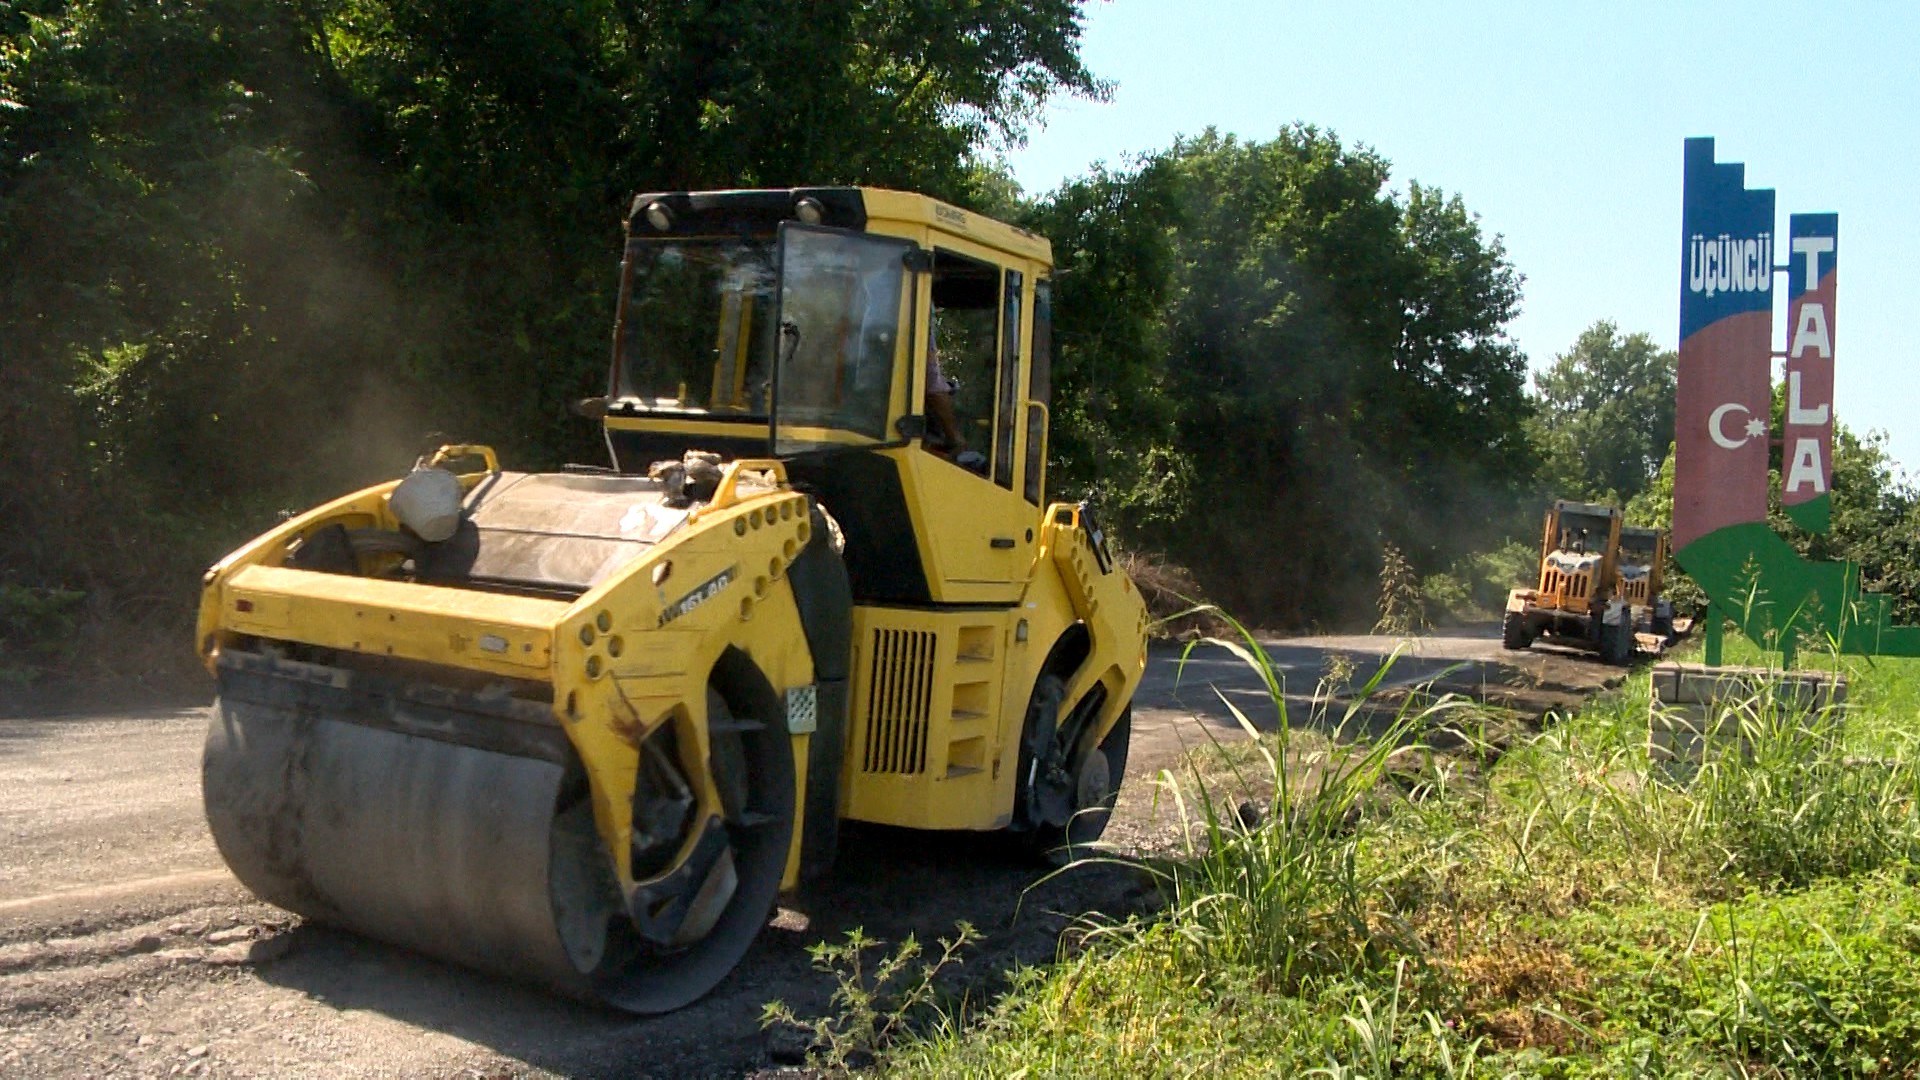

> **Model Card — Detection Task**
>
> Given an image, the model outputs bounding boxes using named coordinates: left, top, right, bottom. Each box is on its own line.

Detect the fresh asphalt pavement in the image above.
left=1127, top=624, right=1626, bottom=768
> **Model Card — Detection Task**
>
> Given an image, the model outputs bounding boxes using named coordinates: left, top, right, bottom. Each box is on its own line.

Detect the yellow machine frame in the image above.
left=1614, top=525, right=1669, bottom=609
left=196, top=188, right=1149, bottom=1012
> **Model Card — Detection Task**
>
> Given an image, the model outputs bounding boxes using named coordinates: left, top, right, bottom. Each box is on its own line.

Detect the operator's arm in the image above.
left=926, top=390, right=964, bottom=450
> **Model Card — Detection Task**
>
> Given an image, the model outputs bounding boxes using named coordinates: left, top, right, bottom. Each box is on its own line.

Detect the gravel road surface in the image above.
left=0, top=627, right=1620, bottom=1078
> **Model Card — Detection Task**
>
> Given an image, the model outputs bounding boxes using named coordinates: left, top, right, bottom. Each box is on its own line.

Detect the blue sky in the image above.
left=1005, top=0, right=1920, bottom=472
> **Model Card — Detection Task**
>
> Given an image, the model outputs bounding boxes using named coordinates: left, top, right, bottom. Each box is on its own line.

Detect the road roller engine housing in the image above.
left=196, top=187, right=1151, bottom=1013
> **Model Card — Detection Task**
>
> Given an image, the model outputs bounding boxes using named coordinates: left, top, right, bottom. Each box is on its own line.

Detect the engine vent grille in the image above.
left=862, top=628, right=935, bottom=775
left=1540, top=566, right=1593, bottom=603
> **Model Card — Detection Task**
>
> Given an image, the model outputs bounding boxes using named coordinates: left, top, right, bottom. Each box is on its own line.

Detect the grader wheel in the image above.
left=1501, top=611, right=1533, bottom=651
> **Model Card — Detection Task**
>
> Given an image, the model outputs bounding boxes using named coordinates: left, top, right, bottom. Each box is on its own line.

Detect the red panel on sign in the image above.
left=1781, top=214, right=1838, bottom=530
left=1673, top=310, right=1773, bottom=552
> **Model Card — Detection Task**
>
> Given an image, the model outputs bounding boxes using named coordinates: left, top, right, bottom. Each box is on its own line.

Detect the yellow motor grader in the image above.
left=196, top=188, right=1149, bottom=1013
left=1501, top=499, right=1635, bottom=665
left=1614, top=524, right=1681, bottom=652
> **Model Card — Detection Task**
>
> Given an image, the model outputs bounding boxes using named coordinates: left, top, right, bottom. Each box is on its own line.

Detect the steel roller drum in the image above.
left=202, top=693, right=613, bottom=996
left=201, top=653, right=795, bottom=1014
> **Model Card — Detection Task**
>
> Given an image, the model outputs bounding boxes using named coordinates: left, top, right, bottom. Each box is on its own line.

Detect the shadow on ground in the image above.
left=252, top=827, right=1153, bottom=1079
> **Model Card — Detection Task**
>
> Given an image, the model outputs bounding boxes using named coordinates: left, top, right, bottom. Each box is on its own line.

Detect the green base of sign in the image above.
left=1677, top=521, right=1920, bottom=660
left=1782, top=492, right=1832, bottom=535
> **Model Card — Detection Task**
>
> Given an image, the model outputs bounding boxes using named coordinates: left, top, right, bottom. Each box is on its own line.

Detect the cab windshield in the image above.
left=1619, top=532, right=1658, bottom=564
left=613, top=229, right=910, bottom=458
left=615, top=237, right=777, bottom=418
left=772, top=225, right=910, bottom=455
left=1552, top=511, right=1614, bottom=555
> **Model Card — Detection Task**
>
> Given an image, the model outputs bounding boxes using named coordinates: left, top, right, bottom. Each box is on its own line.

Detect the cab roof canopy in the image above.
left=1553, top=500, right=1622, bottom=519
left=624, top=186, right=1053, bottom=268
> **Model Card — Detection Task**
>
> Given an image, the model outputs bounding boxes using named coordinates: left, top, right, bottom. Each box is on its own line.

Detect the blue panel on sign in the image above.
left=1788, top=213, right=1838, bottom=296
left=1679, top=138, right=1777, bottom=341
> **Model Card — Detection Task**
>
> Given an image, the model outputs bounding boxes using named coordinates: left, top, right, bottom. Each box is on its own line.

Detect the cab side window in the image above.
left=928, top=250, right=1002, bottom=455
left=1024, top=278, right=1051, bottom=504
left=992, top=269, right=1023, bottom=490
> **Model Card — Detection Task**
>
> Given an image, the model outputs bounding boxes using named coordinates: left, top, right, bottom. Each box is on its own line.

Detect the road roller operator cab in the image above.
left=194, top=187, right=1150, bottom=1013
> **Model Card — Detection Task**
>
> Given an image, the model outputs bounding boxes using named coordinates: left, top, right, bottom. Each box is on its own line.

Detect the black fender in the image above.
left=784, top=501, right=853, bottom=880
left=1010, top=624, right=1095, bottom=831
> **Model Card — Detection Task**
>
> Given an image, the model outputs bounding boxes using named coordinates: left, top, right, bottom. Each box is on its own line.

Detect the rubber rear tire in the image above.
left=1501, top=611, right=1532, bottom=651
left=1012, top=675, right=1132, bottom=867
left=1652, top=602, right=1675, bottom=641
left=1600, top=608, right=1633, bottom=666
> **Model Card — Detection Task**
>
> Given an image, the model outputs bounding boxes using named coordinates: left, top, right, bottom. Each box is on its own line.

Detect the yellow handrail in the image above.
left=697, top=458, right=789, bottom=516
left=425, top=444, right=502, bottom=474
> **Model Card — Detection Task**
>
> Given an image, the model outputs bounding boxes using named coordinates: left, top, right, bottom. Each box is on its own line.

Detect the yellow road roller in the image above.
left=196, top=188, right=1149, bottom=1012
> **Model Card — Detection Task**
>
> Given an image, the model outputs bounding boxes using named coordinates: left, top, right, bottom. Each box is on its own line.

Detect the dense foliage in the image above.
left=1034, top=131, right=1533, bottom=625
left=1799, top=432, right=1920, bottom=624
left=0, top=0, right=1104, bottom=684
left=1531, top=320, right=1676, bottom=507
left=894, top=643, right=1920, bottom=1077
left=20, top=2, right=1897, bottom=684
left=2, top=2, right=1541, bottom=676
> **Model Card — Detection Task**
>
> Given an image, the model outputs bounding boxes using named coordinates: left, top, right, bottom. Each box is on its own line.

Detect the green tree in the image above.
left=1031, top=127, right=1532, bottom=626
left=1531, top=320, right=1677, bottom=505
left=1158, top=129, right=1530, bottom=623
left=1630, top=423, right=1920, bottom=623
left=1781, top=427, right=1920, bottom=624
left=0, top=0, right=1108, bottom=683
left=1021, top=158, right=1186, bottom=526
left=317, top=0, right=1110, bottom=457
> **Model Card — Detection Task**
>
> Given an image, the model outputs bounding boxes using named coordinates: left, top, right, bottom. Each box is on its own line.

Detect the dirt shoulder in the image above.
left=0, top=628, right=1624, bottom=1079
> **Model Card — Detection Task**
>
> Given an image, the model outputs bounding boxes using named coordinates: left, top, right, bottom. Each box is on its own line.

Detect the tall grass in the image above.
left=889, top=635, right=1920, bottom=1076
left=1686, top=690, right=1920, bottom=888
left=1494, top=649, right=1920, bottom=896
left=1125, top=619, right=1475, bottom=992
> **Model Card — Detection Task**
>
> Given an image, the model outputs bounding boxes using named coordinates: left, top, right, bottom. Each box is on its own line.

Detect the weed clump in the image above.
left=1140, top=632, right=1442, bottom=992
left=883, top=629, right=1920, bottom=1076
left=1372, top=543, right=1424, bottom=636
left=762, top=922, right=980, bottom=1072
left=1119, top=551, right=1228, bottom=639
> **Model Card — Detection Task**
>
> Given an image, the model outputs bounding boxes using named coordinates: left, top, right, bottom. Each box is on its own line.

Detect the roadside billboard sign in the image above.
left=1673, top=137, right=1775, bottom=553
left=1782, top=212, right=1838, bottom=533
